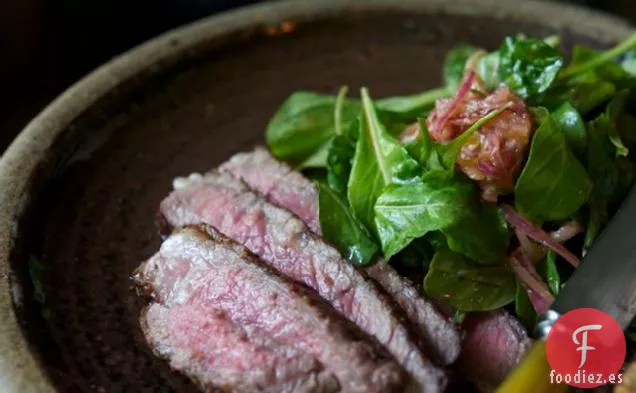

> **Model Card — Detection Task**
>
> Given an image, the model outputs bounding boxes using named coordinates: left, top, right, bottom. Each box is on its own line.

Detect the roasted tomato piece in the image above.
left=423, top=86, right=533, bottom=201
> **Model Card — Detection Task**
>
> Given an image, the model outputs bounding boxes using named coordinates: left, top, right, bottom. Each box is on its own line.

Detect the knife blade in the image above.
left=496, top=184, right=636, bottom=393
left=551, top=184, right=636, bottom=328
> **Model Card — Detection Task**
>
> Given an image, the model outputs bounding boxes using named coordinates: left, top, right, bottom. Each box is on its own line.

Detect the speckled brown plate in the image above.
left=0, top=0, right=633, bottom=392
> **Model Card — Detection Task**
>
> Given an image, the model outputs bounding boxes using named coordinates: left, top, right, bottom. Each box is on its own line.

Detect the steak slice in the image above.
left=161, top=172, right=447, bottom=393
left=220, top=147, right=461, bottom=366
left=218, top=147, right=320, bottom=233
left=363, top=262, right=461, bottom=366
left=457, top=311, right=531, bottom=392
left=142, top=304, right=338, bottom=393
left=135, top=225, right=407, bottom=393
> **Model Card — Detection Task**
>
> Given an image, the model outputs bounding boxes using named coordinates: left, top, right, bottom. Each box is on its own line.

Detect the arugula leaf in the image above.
left=318, top=182, right=378, bottom=266
left=441, top=44, right=505, bottom=91
left=543, top=40, right=636, bottom=116
left=560, top=34, right=636, bottom=81
left=443, top=202, right=509, bottom=265
left=538, top=81, right=616, bottom=115
left=476, top=51, right=501, bottom=90
left=374, top=171, right=474, bottom=258
left=385, top=120, right=411, bottom=138
left=586, top=114, right=617, bottom=182
left=584, top=116, right=618, bottom=251
left=376, top=87, right=451, bottom=121
left=266, top=91, right=360, bottom=165
left=605, top=91, right=630, bottom=157
left=442, top=41, right=516, bottom=90
left=443, top=44, right=478, bottom=91
left=438, top=102, right=513, bottom=169
left=539, top=249, right=561, bottom=295
left=475, top=34, right=562, bottom=92
left=400, top=119, right=445, bottom=171
left=515, top=279, right=537, bottom=330
left=584, top=196, right=607, bottom=253
left=515, top=108, right=593, bottom=221
left=334, top=86, right=349, bottom=137
left=565, top=46, right=636, bottom=87
left=326, top=87, right=357, bottom=194
left=583, top=103, right=636, bottom=250
left=401, top=119, right=433, bottom=166
left=423, top=250, right=516, bottom=312
left=297, top=140, right=331, bottom=169
left=347, top=88, right=420, bottom=231
left=327, top=135, right=356, bottom=195
left=267, top=85, right=454, bottom=168
left=499, top=36, right=564, bottom=99
left=551, top=102, right=587, bottom=158
left=587, top=103, right=634, bottom=196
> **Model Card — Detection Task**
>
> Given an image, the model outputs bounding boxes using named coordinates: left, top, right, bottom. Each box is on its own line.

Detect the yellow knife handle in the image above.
left=495, top=340, right=569, bottom=393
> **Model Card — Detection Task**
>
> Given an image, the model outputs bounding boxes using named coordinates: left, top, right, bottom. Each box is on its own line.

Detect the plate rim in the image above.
left=0, top=0, right=632, bottom=391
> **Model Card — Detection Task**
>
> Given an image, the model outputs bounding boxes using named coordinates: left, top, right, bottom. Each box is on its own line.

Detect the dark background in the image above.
left=0, top=0, right=633, bottom=153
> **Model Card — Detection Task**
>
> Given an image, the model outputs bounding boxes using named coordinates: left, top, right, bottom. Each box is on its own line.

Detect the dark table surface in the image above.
left=0, top=0, right=633, bottom=154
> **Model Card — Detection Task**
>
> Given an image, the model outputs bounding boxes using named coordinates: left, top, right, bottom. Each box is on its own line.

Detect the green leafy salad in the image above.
left=265, top=33, right=636, bottom=332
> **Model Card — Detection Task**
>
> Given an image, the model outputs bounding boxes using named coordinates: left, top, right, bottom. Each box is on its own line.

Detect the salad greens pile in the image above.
left=265, top=33, right=636, bottom=331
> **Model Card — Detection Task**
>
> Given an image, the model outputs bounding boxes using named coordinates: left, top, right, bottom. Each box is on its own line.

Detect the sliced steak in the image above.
left=161, top=172, right=446, bottom=393
left=135, top=225, right=407, bottom=393
left=220, top=147, right=321, bottom=234
left=142, top=304, right=338, bottom=393
left=457, top=311, right=532, bottom=392
left=363, top=262, right=461, bottom=366
left=220, top=147, right=461, bottom=366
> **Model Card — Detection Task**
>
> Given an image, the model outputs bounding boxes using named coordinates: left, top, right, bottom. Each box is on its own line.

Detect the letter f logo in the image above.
left=572, top=324, right=602, bottom=368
